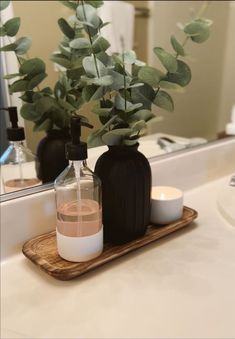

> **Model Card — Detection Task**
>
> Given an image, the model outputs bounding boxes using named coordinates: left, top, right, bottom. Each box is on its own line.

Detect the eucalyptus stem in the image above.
left=81, top=0, right=100, bottom=78
left=99, top=114, right=118, bottom=132
left=158, top=0, right=209, bottom=93
left=196, top=1, right=210, bottom=19
left=121, top=36, right=127, bottom=111
left=122, top=57, right=127, bottom=111
left=80, top=0, right=106, bottom=104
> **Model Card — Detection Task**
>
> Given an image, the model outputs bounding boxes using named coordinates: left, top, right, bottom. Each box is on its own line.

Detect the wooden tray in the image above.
left=22, top=206, right=197, bottom=280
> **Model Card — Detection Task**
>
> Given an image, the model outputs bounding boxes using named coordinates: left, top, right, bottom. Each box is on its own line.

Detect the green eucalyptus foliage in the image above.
left=0, top=0, right=212, bottom=143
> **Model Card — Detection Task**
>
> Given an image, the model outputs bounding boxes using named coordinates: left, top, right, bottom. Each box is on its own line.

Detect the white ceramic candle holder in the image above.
left=150, top=186, right=184, bottom=225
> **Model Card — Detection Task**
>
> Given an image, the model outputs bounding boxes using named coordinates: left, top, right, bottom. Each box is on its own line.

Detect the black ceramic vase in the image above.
left=95, top=144, right=151, bottom=244
left=36, top=129, right=70, bottom=183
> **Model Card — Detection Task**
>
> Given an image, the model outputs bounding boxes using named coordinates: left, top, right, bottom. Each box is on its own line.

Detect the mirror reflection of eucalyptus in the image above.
left=0, top=1, right=234, bottom=196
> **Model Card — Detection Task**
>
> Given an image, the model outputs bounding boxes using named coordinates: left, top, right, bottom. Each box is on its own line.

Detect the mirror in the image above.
left=0, top=0, right=234, bottom=198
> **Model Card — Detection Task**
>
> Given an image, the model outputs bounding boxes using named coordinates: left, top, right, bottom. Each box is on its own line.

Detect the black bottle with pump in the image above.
left=0, top=107, right=39, bottom=193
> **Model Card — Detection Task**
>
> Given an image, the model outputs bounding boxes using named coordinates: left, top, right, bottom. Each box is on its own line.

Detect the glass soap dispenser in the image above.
left=0, top=107, right=39, bottom=193
left=54, top=116, right=103, bottom=262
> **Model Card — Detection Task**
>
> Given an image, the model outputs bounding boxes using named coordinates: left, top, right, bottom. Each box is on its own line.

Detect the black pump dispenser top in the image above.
left=0, top=106, right=25, bottom=141
left=66, top=116, right=93, bottom=161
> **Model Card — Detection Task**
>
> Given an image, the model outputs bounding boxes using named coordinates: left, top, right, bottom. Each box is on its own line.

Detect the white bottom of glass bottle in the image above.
left=56, top=227, right=103, bottom=262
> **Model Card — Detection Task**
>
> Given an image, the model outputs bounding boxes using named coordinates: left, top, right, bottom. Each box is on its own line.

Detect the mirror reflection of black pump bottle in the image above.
left=0, top=107, right=40, bottom=193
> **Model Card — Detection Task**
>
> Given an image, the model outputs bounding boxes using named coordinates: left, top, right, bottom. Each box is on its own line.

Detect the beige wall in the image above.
left=147, top=1, right=230, bottom=141
left=128, top=0, right=150, bottom=62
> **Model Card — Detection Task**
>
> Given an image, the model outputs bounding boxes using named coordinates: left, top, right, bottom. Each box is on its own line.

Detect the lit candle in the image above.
left=150, top=186, right=184, bottom=225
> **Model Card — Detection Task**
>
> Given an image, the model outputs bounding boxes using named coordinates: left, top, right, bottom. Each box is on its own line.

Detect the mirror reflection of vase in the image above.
left=36, top=129, right=70, bottom=184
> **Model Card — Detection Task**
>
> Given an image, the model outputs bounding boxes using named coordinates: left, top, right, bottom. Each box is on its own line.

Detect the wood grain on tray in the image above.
left=22, top=206, right=198, bottom=280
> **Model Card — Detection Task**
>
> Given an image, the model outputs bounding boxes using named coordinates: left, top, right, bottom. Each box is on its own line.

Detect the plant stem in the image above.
left=80, top=0, right=106, bottom=104
left=99, top=114, right=118, bottom=132
left=121, top=36, right=127, bottom=111
left=122, top=58, right=127, bottom=111
left=196, top=1, right=210, bottom=19
left=81, top=0, right=100, bottom=78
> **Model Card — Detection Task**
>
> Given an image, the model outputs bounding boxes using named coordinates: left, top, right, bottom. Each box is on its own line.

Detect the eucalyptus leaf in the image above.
left=165, top=60, right=191, bottom=87
left=20, top=103, right=40, bottom=121
left=131, top=83, right=156, bottom=110
left=41, top=87, right=53, bottom=95
left=154, top=90, right=174, bottom=112
left=0, top=26, right=6, bottom=36
left=15, top=37, right=32, bottom=55
left=138, top=66, right=164, bottom=87
left=9, top=80, right=29, bottom=93
left=0, top=0, right=10, bottom=11
left=66, top=68, right=84, bottom=80
left=87, top=130, right=105, bottom=147
left=85, top=0, right=104, bottom=8
left=102, top=128, right=133, bottom=145
left=69, top=38, right=91, bottom=49
left=76, top=4, right=100, bottom=29
left=58, top=18, right=75, bottom=39
left=54, top=81, right=66, bottom=99
left=131, top=120, right=146, bottom=132
left=170, top=35, right=185, bottom=56
left=33, top=118, right=52, bottom=132
left=3, top=73, right=21, bottom=80
left=59, top=43, right=71, bottom=58
left=135, top=60, right=146, bottom=67
left=108, top=69, right=131, bottom=91
left=83, top=55, right=107, bottom=77
left=76, top=19, right=96, bottom=29
left=92, top=106, right=112, bottom=116
left=126, top=103, right=143, bottom=112
left=159, top=80, right=185, bottom=92
left=100, top=21, right=110, bottom=29
left=184, top=20, right=210, bottom=43
left=112, top=53, right=122, bottom=65
left=19, top=58, right=46, bottom=77
left=32, top=92, right=43, bottom=102
left=51, top=108, right=68, bottom=128
left=0, top=43, right=17, bottom=52
left=123, top=139, right=138, bottom=146
left=28, top=73, right=47, bottom=90
left=96, top=51, right=112, bottom=67
left=115, top=94, right=132, bottom=111
left=50, top=53, right=71, bottom=69
left=34, top=96, right=56, bottom=114
left=66, top=95, right=81, bottom=109
left=128, top=83, right=144, bottom=89
left=58, top=98, right=76, bottom=112
left=131, top=109, right=155, bottom=122
left=92, top=36, right=110, bottom=53
left=58, top=1, right=77, bottom=10
left=20, top=91, right=34, bottom=103
left=92, top=75, right=113, bottom=86
left=4, top=17, right=20, bottom=37
left=123, top=50, right=136, bottom=64
left=82, top=85, right=104, bottom=101
left=154, top=47, right=177, bottom=73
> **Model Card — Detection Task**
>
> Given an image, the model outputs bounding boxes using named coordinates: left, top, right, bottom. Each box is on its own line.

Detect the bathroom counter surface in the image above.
left=1, top=175, right=235, bottom=338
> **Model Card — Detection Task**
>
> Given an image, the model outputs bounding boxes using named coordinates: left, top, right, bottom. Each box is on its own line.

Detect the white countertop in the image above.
left=1, top=175, right=235, bottom=339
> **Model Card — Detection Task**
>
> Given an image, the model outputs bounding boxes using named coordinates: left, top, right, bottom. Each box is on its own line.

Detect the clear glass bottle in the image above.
left=0, top=107, right=39, bottom=193
left=54, top=117, right=103, bottom=262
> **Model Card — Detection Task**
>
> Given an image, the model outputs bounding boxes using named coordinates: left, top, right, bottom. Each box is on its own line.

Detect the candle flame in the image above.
left=160, top=192, right=166, bottom=200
